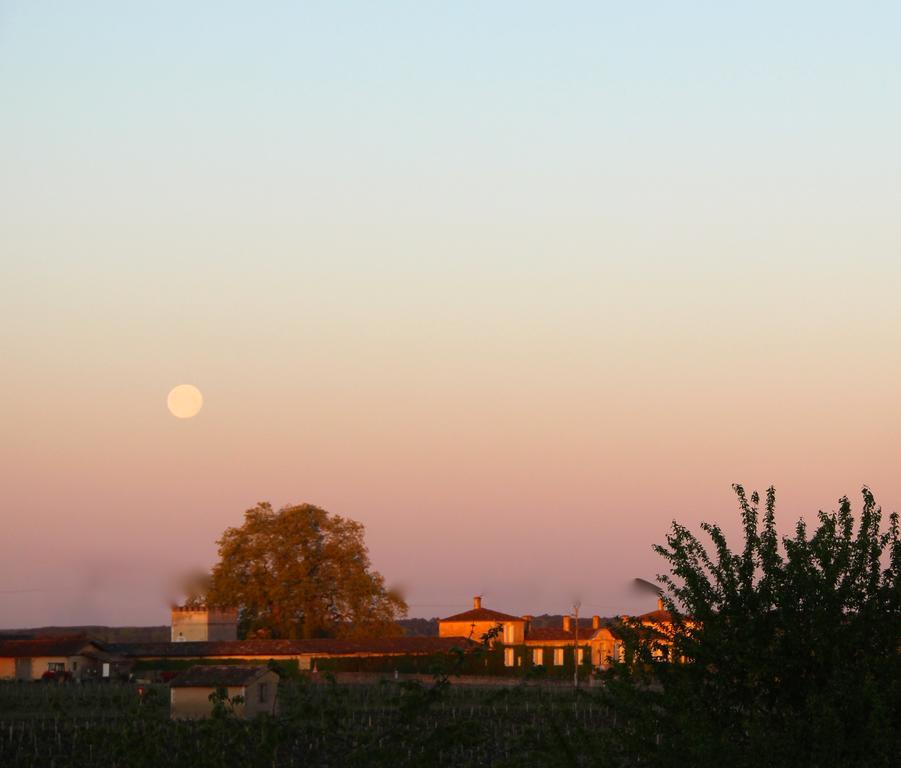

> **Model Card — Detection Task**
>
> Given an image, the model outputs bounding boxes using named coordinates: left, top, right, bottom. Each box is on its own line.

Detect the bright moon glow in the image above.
left=167, top=384, right=203, bottom=419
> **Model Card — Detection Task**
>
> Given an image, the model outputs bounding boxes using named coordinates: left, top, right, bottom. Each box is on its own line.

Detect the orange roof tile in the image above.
left=439, top=607, right=523, bottom=623
left=107, top=636, right=474, bottom=659
left=170, top=665, right=272, bottom=687
left=0, top=635, right=104, bottom=658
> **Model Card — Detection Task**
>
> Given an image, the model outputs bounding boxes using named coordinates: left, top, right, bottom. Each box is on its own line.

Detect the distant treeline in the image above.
left=2, top=615, right=614, bottom=642
left=0, top=626, right=170, bottom=643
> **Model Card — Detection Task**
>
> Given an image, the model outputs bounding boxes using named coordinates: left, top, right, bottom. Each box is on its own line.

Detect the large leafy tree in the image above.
left=200, top=502, right=407, bottom=639
left=603, top=486, right=900, bottom=768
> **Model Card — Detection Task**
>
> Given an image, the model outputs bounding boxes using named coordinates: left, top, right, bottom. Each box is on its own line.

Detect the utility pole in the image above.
left=573, top=600, right=581, bottom=688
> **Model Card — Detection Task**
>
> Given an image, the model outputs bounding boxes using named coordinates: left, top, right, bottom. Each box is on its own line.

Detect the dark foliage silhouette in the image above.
left=601, top=485, right=900, bottom=767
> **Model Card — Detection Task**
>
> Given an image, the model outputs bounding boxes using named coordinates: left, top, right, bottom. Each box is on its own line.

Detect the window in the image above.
left=258, top=682, right=268, bottom=703
left=504, top=648, right=515, bottom=667
left=48, top=663, right=65, bottom=672
left=72, top=662, right=78, bottom=672
left=553, top=648, right=564, bottom=666
left=576, top=648, right=585, bottom=665
left=532, top=648, right=543, bottom=666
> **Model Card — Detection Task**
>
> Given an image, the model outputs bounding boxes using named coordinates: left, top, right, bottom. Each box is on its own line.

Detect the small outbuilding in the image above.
left=0, top=635, right=121, bottom=681
left=169, top=665, right=279, bottom=720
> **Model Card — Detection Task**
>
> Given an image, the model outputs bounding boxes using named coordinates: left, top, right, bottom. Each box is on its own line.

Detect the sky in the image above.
left=2, top=1, right=900, bottom=627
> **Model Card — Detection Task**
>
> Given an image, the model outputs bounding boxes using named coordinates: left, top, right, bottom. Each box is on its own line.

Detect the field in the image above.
left=0, top=678, right=617, bottom=767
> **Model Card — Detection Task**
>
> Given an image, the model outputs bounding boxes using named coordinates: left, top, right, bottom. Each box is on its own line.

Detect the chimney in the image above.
left=562, top=615, right=572, bottom=633
left=592, top=615, right=600, bottom=629
left=473, top=596, right=482, bottom=610
left=657, top=597, right=664, bottom=611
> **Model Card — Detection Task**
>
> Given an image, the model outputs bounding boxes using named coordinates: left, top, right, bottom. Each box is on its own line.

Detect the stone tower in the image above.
left=170, top=606, right=238, bottom=642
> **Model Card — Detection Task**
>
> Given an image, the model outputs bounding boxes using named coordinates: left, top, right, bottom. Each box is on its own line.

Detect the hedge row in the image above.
left=312, top=645, right=593, bottom=678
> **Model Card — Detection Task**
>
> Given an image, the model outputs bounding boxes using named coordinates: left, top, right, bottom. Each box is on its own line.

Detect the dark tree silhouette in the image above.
left=602, top=486, right=900, bottom=768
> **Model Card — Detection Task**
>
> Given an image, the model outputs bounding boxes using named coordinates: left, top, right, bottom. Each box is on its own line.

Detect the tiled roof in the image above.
left=170, top=665, right=271, bottom=688
left=636, top=609, right=676, bottom=623
left=593, top=624, right=625, bottom=640
left=108, top=636, right=474, bottom=659
left=526, top=626, right=609, bottom=642
left=570, top=619, right=596, bottom=632
left=524, top=617, right=612, bottom=641
left=0, top=635, right=103, bottom=658
left=440, top=607, right=523, bottom=623
left=525, top=627, right=590, bottom=643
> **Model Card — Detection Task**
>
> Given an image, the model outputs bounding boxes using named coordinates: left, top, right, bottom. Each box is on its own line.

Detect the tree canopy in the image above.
left=200, top=502, right=407, bottom=639
left=603, top=486, right=900, bottom=768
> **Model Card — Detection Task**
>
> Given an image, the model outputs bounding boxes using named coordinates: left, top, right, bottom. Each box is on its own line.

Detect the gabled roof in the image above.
left=440, top=607, right=523, bottom=623
left=0, top=635, right=104, bottom=658
left=108, top=636, right=474, bottom=659
left=170, top=665, right=271, bottom=688
left=593, top=624, right=625, bottom=640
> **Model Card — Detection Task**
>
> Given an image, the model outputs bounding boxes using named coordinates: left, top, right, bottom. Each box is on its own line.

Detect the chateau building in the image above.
left=439, top=596, right=679, bottom=670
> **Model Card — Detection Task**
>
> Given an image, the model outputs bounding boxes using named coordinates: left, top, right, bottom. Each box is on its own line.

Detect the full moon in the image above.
left=167, top=384, right=203, bottom=419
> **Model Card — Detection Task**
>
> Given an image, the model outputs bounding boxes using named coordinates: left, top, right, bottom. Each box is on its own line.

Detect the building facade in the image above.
left=0, top=636, right=122, bottom=681
left=169, top=665, right=280, bottom=719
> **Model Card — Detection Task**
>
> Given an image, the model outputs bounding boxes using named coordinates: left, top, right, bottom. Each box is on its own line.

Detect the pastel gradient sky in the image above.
left=2, top=2, right=900, bottom=627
